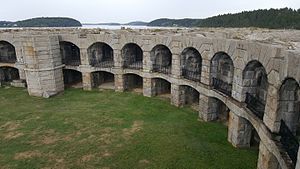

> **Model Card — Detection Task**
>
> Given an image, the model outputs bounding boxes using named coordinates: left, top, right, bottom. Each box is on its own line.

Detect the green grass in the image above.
left=0, top=87, right=258, bottom=169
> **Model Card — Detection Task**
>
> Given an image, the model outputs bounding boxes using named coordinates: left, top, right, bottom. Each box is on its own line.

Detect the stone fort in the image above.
left=0, top=27, right=299, bottom=169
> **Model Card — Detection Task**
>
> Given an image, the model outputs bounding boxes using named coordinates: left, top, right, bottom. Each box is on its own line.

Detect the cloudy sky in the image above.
left=1, top=0, right=300, bottom=23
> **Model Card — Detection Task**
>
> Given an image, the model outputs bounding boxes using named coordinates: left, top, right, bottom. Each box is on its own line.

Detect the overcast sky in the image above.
left=1, top=0, right=300, bottom=23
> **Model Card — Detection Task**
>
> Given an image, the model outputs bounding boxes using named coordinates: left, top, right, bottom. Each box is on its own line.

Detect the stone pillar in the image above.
left=80, top=48, right=89, bottom=65
left=264, top=84, right=281, bottom=133
left=22, top=35, right=64, bottom=98
left=14, top=43, right=26, bottom=81
left=143, top=77, right=153, bottom=97
left=82, top=72, right=92, bottom=91
left=199, top=94, right=215, bottom=121
left=227, top=111, right=252, bottom=147
left=232, top=67, right=244, bottom=102
left=15, top=63, right=26, bottom=80
left=171, top=84, right=183, bottom=107
left=143, top=51, right=152, bottom=73
left=200, top=57, right=211, bottom=85
left=114, top=74, right=124, bottom=92
left=199, top=94, right=209, bottom=121
left=295, top=146, right=300, bottom=169
left=114, top=49, right=122, bottom=68
left=171, top=54, right=180, bottom=78
left=257, top=142, right=280, bottom=169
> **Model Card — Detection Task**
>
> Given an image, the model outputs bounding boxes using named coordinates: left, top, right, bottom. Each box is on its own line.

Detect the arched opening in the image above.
left=60, top=41, right=81, bottom=66
left=279, top=78, right=300, bottom=134
left=181, top=47, right=202, bottom=82
left=87, top=42, right=114, bottom=68
left=91, top=71, right=115, bottom=90
left=277, top=78, right=300, bottom=166
left=152, top=78, right=171, bottom=99
left=63, top=69, right=82, bottom=88
left=208, top=97, right=230, bottom=124
left=122, top=43, right=143, bottom=70
left=0, top=66, right=20, bottom=85
left=208, top=97, right=261, bottom=149
left=250, top=128, right=260, bottom=148
left=243, top=60, right=268, bottom=120
left=228, top=110, right=260, bottom=149
left=210, top=52, right=234, bottom=96
left=0, top=41, right=17, bottom=63
left=151, top=45, right=172, bottom=74
left=179, top=85, right=200, bottom=111
left=124, top=74, right=143, bottom=93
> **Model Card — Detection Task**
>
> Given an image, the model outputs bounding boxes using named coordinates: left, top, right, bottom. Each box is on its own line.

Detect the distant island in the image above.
left=84, top=8, right=300, bottom=30
left=1, top=8, right=300, bottom=29
left=0, top=17, right=82, bottom=27
left=148, top=8, right=300, bottom=29
left=124, top=21, right=148, bottom=26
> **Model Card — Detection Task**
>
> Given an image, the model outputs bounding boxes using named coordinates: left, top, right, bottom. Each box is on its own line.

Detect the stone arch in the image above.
left=123, top=73, right=143, bottom=93
left=179, top=85, right=200, bottom=111
left=208, top=97, right=230, bottom=124
left=278, top=78, right=300, bottom=134
left=122, top=43, right=143, bottom=70
left=87, top=42, right=114, bottom=68
left=91, top=71, right=115, bottom=90
left=206, top=96, right=261, bottom=148
left=228, top=111, right=260, bottom=148
left=150, top=45, right=172, bottom=74
left=243, top=60, right=268, bottom=120
left=59, top=41, right=81, bottom=66
left=210, top=52, right=234, bottom=96
left=63, top=69, right=82, bottom=88
left=151, top=78, right=171, bottom=98
left=0, top=41, right=16, bottom=63
left=181, top=47, right=202, bottom=82
left=0, top=66, right=20, bottom=85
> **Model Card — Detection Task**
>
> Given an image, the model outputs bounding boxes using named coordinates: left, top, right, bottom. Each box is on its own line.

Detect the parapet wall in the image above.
left=0, top=28, right=300, bottom=169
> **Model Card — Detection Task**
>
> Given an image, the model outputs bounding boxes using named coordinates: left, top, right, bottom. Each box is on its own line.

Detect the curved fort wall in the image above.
left=0, top=28, right=300, bottom=169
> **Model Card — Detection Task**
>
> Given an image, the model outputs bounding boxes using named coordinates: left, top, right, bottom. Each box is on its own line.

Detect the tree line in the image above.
left=148, top=8, right=300, bottom=29
left=0, top=17, right=82, bottom=27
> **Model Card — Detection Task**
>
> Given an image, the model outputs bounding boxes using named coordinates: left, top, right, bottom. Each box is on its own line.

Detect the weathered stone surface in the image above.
left=228, top=111, right=252, bottom=148
left=10, top=79, right=26, bottom=88
left=257, top=142, right=280, bottom=169
left=0, top=27, right=299, bottom=169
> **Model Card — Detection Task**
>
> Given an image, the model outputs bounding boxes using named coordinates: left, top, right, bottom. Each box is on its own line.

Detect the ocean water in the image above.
left=0, top=25, right=177, bottom=30
left=82, top=24, right=176, bottom=30
left=0, top=25, right=180, bottom=30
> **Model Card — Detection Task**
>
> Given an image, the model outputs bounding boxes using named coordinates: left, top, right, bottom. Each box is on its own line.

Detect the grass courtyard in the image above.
left=0, top=87, right=258, bottom=169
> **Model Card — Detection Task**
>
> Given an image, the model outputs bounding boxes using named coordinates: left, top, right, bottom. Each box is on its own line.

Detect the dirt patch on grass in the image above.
left=40, top=130, right=59, bottom=144
left=122, top=120, right=143, bottom=140
left=1, top=121, right=24, bottom=140
left=0, top=121, right=20, bottom=131
left=14, top=150, right=42, bottom=160
left=101, top=151, right=112, bottom=157
left=28, top=129, right=60, bottom=145
left=81, top=154, right=95, bottom=162
left=30, top=129, right=84, bottom=145
left=44, top=153, right=66, bottom=169
left=138, top=159, right=150, bottom=168
left=3, top=131, right=24, bottom=140
left=62, top=131, right=82, bottom=142
left=41, top=136, right=59, bottom=145
left=0, top=165, right=11, bottom=169
left=139, top=159, right=150, bottom=164
left=97, top=127, right=116, bottom=145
